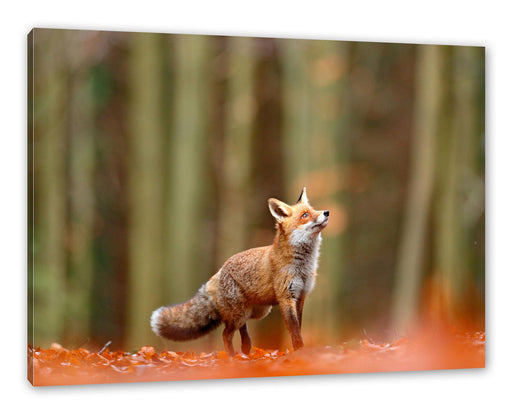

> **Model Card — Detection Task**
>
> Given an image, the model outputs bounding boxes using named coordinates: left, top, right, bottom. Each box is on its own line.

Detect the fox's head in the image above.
left=268, top=187, right=329, bottom=246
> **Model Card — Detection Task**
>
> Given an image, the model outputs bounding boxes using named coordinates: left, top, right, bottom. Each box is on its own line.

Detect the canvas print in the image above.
left=27, top=28, right=485, bottom=386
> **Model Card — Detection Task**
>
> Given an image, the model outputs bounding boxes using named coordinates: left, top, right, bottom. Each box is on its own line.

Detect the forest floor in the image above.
left=29, top=326, right=485, bottom=386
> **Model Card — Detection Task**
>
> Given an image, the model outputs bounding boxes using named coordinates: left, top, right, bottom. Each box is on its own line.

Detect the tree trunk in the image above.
left=280, top=39, right=350, bottom=345
left=126, top=32, right=166, bottom=349
left=217, top=37, right=256, bottom=263
left=28, top=30, right=35, bottom=355
left=164, top=34, right=213, bottom=351
left=309, top=40, right=351, bottom=344
left=281, top=39, right=312, bottom=202
left=65, top=31, right=96, bottom=345
left=391, top=45, right=444, bottom=333
left=433, top=46, right=484, bottom=322
left=33, top=29, right=68, bottom=347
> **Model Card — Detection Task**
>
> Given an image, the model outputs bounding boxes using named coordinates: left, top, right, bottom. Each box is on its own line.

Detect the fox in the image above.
left=150, top=187, right=329, bottom=356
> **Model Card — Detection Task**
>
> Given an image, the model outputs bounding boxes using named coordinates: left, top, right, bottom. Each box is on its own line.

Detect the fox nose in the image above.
left=324, top=210, right=329, bottom=217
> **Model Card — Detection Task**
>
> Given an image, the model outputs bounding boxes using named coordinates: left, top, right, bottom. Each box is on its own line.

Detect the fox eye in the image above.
left=301, top=212, right=309, bottom=219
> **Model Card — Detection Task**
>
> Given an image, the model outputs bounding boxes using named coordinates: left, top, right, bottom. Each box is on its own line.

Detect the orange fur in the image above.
left=151, top=187, right=329, bottom=356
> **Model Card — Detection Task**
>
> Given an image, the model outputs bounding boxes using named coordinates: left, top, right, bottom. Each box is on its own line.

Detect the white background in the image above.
left=2, top=1, right=510, bottom=413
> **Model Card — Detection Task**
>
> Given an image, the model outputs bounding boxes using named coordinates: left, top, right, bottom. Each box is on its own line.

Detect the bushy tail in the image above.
left=150, top=284, right=221, bottom=341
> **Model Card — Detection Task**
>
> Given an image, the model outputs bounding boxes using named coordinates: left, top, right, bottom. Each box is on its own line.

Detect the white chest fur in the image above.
left=287, top=234, right=322, bottom=297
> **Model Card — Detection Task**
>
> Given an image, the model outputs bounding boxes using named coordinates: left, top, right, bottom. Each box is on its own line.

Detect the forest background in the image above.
left=28, top=29, right=485, bottom=352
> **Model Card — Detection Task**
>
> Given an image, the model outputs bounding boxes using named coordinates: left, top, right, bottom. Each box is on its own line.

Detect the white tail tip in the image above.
left=150, top=307, right=162, bottom=335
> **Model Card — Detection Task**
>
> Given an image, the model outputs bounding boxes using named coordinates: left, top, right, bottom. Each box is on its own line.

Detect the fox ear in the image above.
left=296, top=187, right=309, bottom=204
left=268, top=198, right=292, bottom=222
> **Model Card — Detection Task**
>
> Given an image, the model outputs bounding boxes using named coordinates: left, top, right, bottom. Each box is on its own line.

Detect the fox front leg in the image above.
left=296, top=293, right=306, bottom=328
left=278, top=298, right=304, bottom=350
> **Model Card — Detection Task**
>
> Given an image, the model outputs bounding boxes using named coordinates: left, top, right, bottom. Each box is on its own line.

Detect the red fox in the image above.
left=151, top=187, right=329, bottom=356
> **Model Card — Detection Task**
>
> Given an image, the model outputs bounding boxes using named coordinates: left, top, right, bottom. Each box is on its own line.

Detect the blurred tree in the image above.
left=87, top=33, right=131, bottom=349
left=126, top=33, right=166, bottom=349
left=28, top=30, right=35, bottom=352
left=281, top=40, right=312, bottom=196
left=33, top=29, right=68, bottom=347
left=432, top=46, right=485, bottom=322
left=391, top=45, right=444, bottom=332
left=166, top=34, right=212, bottom=298
left=163, top=34, right=214, bottom=352
left=217, top=37, right=256, bottom=262
left=281, top=39, right=350, bottom=344
left=279, top=39, right=311, bottom=349
left=247, top=38, right=286, bottom=350
left=65, top=31, right=96, bottom=345
left=307, top=40, right=350, bottom=342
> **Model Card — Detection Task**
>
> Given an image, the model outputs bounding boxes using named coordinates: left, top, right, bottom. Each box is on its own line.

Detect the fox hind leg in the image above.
left=222, top=325, right=236, bottom=357
left=239, top=324, right=252, bottom=355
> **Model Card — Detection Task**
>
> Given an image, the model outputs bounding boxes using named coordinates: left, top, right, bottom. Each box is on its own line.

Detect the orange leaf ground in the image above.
left=28, top=328, right=485, bottom=386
